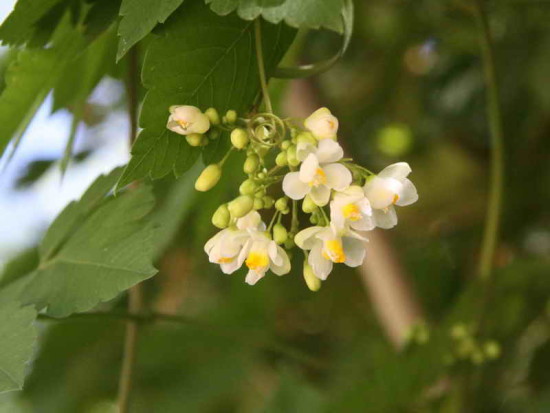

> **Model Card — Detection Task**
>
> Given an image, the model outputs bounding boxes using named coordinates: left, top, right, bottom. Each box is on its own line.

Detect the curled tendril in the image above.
left=248, top=113, right=286, bottom=147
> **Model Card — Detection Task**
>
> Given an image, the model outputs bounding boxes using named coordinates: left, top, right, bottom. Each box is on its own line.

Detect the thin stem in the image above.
left=473, top=0, right=505, bottom=281
left=37, top=311, right=327, bottom=370
left=254, top=19, right=273, bottom=114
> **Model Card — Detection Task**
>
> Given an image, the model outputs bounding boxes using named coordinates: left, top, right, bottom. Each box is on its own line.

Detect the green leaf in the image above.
left=0, top=301, right=36, bottom=393
left=205, top=0, right=345, bottom=33
left=117, top=0, right=185, bottom=60
left=20, top=169, right=158, bottom=317
left=117, top=1, right=295, bottom=188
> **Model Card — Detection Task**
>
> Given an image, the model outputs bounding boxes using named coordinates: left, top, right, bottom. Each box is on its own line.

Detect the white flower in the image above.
left=282, top=139, right=352, bottom=206
left=363, top=162, right=418, bottom=229
left=295, top=225, right=366, bottom=280
left=330, top=185, right=374, bottom=231
left=239, top=232, right=291, bottom=285
left=304, top=107, right=339, bottom=140
left=204, top=211, right=264, bottom=274
left=167, top=105, right=210, bottom=135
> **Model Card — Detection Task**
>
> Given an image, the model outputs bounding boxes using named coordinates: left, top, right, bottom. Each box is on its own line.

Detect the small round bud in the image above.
left=302, top=195, right=317, bottom=213
left=296, top=131, right=316, bottom=145
left=281, top=207, right=290, bottom=215
left=228, top=195, right=254, bottom=218
left=211, top=204, right=230, bottom=229
left=195, top=164, right=221, bottom=192
left=263, top=196, right=274, bottom=209
left=257, top=172, right=266, bottom=179
left=208, top=128, right=220, bottom=140
left=303, top=262, right=321, bottom=292
left=275, top=197, right=288, bottom=212
left=230, top=128, right=249, bottom=149
left=483, top=341, right=501, bottom=360
left=275, top=151, right=288, bottom=166
left=205, top=107, right=220, bottom=125
left=284, top=237, right=295, bottom=249
left=243, top=154, right=259, bottom=174
left=281, top=140, right=291, bottom=150
left=273, top=223, right=288, bottom=245
left=287, top=145, right=300, bottom=167
left=225, top=110, right=237, bottom=124
left=239, top=179, right=257, bottom=195
left=186, top=133, right=203, bottom=147
left=253, top=198, right=264, bottom=210
left=310, top=215, right=318, bottom=224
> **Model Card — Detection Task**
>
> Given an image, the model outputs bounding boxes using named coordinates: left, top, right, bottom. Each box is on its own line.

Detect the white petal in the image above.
left=245, top=270, right=265, bottom=285
left=270, top=246, right=291, bottom=275
left=299, top=154, right=319, bottom=183
left=372, top=207, right=398, bottom=229
left=295, top=227, right=324, bottom=250
left=364, top=177, right=402, bottom=210
left=378, top=162, right=412, bottom=180
left=324, top=163, right=352, bottom=191
left=304, top=107, right=338, bottom=139
left=395, top=178, right=418, bottom=206
left=268, top=241, right=282, bottom=266
left=204, top=230, right=225, bottom=254
left=296, top=142, right=316, bottom=162
left=237, top=211, right=262, bottom=230
left=309, top=244, right=333, bottom=280
left=220, top=259, right=242, bottom=274
left=329, top=200, right=346, bottom=229
left=351, top=216, right=375, bottom=231
left=283, top=172, right=310, bottom=200
left=310, top=185, right=331, bottom=206
left=316, top=139, right=343, bottom=164
left=343, top=237, right=366, bottom=267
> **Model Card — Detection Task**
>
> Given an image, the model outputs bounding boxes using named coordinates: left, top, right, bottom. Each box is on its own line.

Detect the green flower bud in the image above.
left=302, top=195, right=317, bottom=213
left=243, top=154, right=259, bottom=174
left=230, top=128, right=249, bottom=149
left=275, top=197, right=288, bottom=212
left=284, top=237, right=295, bottom=249
left=263, top=196, right=274, bottom=209
left=275, top=151, right=288, bottom=166
left=296, top=131, right=316, bottom=145
left=281, top=140, right=291, bottom=150
left=211, top=204, right=230, bottom=229
left=186, top=133, right=203, bottom=147
left=256, top=145, right=269, bottom=157
left=228, top=195, right=254, bottom=218
left=281, top=207, right=290, bottom=215
left=273, top=223, right=288, bottom=245
left=303, top=262, right=321, bottom=292
left=205, top=107, right=220, bottom=125
left=483, top=341, right=501, bottom=360
left=257, top=172, right=266, bottom=179
left=310, top=214, right=318, bottom=224
left=208, top=128, right=220, bottom=140
left=287, top=145, right=300, bottom=167
left=253, top=198, right=264, bottom=210
left=195, top=164, right=222, bottom=192
left=225, top=110, right=237, bottom=124
left=239, top=179, right=257, bottom=195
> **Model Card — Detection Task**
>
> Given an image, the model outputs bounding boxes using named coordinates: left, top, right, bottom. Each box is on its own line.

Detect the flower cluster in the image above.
left=167, top=105, right=418, bottom=289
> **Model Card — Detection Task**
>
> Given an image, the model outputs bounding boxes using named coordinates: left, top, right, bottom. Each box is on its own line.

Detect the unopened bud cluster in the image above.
left=167, top=105, right=419, bottom=289
left=444, top=323, right=501, bottom=366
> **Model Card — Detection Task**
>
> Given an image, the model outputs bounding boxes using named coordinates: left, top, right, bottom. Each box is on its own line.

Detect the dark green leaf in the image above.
left=0, top=301, right=36, bottom=393
left=117, top=1, right=295, bottom=188
left=116, top=0, right=185, bottom=60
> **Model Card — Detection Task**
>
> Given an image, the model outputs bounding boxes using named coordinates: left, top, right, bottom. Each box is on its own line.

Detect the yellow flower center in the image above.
left=309, top=168, right=327, bottom=187
left=246, top=252, right=269, bottom=271
left=217, top=257, right=234, bottom=264
left=177, top=119, right=191, bottom=130
left=322, top=240, right=346, bottom=263
left=342, top=203, right=361, bottom=221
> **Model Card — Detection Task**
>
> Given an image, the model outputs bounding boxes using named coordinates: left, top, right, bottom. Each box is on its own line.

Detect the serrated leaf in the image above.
left=117, top=0, right=185, bottom=60
left=205, top=0, right=345, bottom=33
left=117, top=1, right=295, bottom=188
left=18, top=169, right=158, bottom=317
left=0, top=301, right=36, bottom=393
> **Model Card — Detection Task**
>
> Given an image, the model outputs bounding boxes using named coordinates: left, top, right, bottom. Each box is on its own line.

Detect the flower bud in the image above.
left=275, top=151, right=288, bottom=166
left=284, top=237, right=295, bottom=249
left=281, top=140, right=291, bottom=150
left=263, top=196, right=274, bottom=209
left=483, top=341, right=501, bottom=360
left=205, top=107, right=220, bottom=125
left=231, top=128, right=249, bottom=149
left=253, top=198, right=264, bottom=210
left=211, top=204, right=230, bottom=229
left=228, top=195, right=254, bottom=218
left=302, top=195, right=317, bottom=213
left=195, top=164, right=221, bottom=192
left=208, top=128, right=220, bottom=140
left=239, top=179, right=257, bottom=195
left=275, top=197, right=288, bottom=212
left=304, top=107, right=338, bottom=140
left=287, top=145, right=300, bottom=167
left=243, top=154, right=259, bottom=174
left=296, top=131, right=316, bottom=145
left=186, top=133, right=203, bottom=147
left=225, top=110, right=237, bottom=124
left=303, top=262, right=321, bottom=291
left=167, top=105, right=210, bottom=135
left=310, top=214, right=318, bottom=224
left=273, top=223, right=288, bottom=245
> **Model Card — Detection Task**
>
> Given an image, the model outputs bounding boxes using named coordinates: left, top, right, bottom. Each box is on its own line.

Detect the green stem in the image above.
left=473, top=0, right=505, bottom=281
left=254, top=19, right=273, bottom=114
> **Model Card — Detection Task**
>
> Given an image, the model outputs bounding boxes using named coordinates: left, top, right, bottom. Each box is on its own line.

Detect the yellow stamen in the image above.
left=246, top=252, right=269, bottom=271
left=322, top=240, right=346, bottom=263
left=217, top=257, right=234, bottom=264
left=392, top=194, right=399, bottom=204
left=177, top=119, right=191, bottom=130
left=309, top=168, right=327, bottom=187
left=342, top=203, right=361, bottom=221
